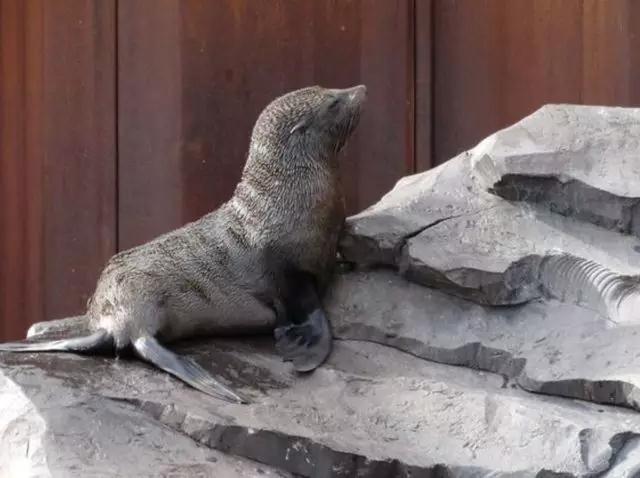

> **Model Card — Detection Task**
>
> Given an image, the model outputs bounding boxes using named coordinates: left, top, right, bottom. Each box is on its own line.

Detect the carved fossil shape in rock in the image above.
left=530, top=253, right=640, bottom=325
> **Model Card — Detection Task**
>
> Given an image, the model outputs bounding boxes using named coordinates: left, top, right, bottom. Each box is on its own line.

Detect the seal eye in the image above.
left=328, top=97, right=340, bottom=111
left=289, top=116, right=310, bottom=135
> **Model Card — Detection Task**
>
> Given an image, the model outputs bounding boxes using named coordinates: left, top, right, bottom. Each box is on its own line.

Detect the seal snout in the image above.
left=344, top=84, right=367, bottom=104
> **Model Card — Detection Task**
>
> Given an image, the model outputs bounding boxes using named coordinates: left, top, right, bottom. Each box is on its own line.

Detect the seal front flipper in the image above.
left=132, top=336, right=249, bottom=404
left=0, top=329, right=113, bottom=354
left=274, top=269, right=332, bottom=372
left=275, top=308, right=332, bottom=372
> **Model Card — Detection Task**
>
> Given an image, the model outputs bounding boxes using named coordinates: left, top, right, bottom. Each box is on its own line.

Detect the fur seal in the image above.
left=0, top=84, right=366, bottom=404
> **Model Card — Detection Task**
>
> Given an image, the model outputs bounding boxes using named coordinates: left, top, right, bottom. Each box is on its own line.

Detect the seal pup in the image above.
left=0, top=84, right=366, bottom=404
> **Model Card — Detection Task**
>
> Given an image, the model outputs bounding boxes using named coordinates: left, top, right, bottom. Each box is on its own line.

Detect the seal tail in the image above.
left=0, top=329, right=113, bottom=353
left=132, top=336, right=250, bottom=404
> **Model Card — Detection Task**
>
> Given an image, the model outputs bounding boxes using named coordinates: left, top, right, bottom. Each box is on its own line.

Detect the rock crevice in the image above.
left=489, top=173, right=640, bottom=237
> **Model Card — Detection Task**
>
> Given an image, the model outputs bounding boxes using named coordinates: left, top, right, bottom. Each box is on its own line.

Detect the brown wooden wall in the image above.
left=433, top=0, right=640, bottom=164
left=117, top=0, right=415, bottom=249
left=1, top=0, right=116, bottom=341
left=1, top=0, right=639, bottom=340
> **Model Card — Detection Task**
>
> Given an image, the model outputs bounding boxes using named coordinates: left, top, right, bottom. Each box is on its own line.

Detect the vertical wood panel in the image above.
left=118, top=0, right=414, bottom=249
left=0, top=0, right=116, bottom=340
left=434, top=0, right=584, bottom=165
left=0, top=0, right=40, bottom=341
left=582, top=0, right=640, bottom=106
left=117, top=0, right=183, bottom=251
left=415, top=0, right=432, bottom=171
left=433, top=0, right=640, bottom=166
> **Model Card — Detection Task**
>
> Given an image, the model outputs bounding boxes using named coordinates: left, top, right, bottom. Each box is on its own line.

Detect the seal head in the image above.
left=247, top=85, right=366, bottom=167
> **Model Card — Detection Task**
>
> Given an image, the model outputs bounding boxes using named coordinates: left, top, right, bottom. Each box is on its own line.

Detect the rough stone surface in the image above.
left=4, top=104, right=640, bottom=476
left=4, top=338, right=640, bottom=477
left=341, top=105, right=640, bottom=308
left=0, top=350, right=295, bottom=478
left=329, top=270, right=640, bottom=411
left=472, top=104, right=640, bottom=235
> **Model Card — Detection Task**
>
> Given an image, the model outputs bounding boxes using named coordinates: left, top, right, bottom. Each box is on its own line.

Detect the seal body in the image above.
left=90, top=84, right=358, bottom=347
left=0, top=84, right=366, bottom=403
left=88, top=211, right=279, bottom=345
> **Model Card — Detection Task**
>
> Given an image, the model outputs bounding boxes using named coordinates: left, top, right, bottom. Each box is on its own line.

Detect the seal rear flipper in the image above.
left=274, top=307, right=332, bottom=372
left=0, top=329, right=113, bottom=354
left=132, top=336, right=249, bottom=404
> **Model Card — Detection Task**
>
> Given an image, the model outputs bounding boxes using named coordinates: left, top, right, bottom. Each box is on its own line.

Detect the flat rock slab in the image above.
left=328, top=270, right=640, bottom=412
left=0, top=352, right=294, bottom=478
left=3, top=336, right=640, bottom=477
left=471, top=105, right=640, bottom=236
left=402, top=199, right=640, bottom=306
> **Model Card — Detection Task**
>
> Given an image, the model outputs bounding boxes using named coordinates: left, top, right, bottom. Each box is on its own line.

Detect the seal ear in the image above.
left=290, top=116, right=311, bottom=135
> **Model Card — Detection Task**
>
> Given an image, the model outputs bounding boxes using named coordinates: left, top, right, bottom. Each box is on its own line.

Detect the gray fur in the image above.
left=90, top=84, right=364, bottom=347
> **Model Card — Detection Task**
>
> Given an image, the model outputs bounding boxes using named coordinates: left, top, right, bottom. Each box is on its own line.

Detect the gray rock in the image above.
left=3, top=337, right=640, bottom=476
left=401, top=202, right=640, bottom=305
left=4, top=104, right=640, bottom=475
left=328, top=270, right=640, bottom=411
left=0, top=352, right=294, bottom=478
left=472, top=104, right=640, bottom=235
left=604, top=436, right=640, bottom=478
left=340, top=153, right=492, bottom=268
left=342, top=105, right=640, bottom=308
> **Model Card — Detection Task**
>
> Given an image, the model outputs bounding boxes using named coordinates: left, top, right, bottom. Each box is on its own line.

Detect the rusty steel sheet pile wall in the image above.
left=1, top=0, right=640, bottom=339
left=0, top=0, right=116, bottom=340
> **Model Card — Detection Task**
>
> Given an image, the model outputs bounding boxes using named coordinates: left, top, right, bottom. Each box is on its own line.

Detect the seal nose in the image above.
left=345, top=84, right=366, bottom=103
